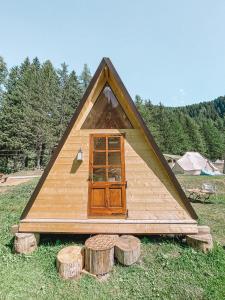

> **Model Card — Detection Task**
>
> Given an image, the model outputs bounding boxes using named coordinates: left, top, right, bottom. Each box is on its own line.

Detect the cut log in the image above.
left=115, top=235, right=141, bottom=265
left=186, top=233, right=213, bottom=253
left=85, top=234, right=118, bottom=275
left=56, top=246, right=84, bottom=279
left=14, top=233, right=40, bottom=254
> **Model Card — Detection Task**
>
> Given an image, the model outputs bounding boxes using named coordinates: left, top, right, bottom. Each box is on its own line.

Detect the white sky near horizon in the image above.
left=0, top=0, right=225, bottom=106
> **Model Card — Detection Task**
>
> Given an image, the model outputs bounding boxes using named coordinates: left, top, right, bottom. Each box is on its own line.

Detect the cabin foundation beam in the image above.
left=19, top=220, right=198, bottom=235
left=11, top=224, right=19, bottom=235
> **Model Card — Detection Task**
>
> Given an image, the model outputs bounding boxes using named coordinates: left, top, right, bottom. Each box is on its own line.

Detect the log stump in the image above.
left=14, top=233, right=40, bottom=254
left=115, top=235, right=141, bottom=266
left=186, top=233, right=213, bottom=253
left=56, top=246, right=84, bottom=279
left=85, top=235, right=118, bottom=275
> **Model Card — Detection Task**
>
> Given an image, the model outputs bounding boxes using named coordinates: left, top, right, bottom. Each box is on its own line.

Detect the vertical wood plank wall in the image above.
left=25, top=129, right=192, bottom=220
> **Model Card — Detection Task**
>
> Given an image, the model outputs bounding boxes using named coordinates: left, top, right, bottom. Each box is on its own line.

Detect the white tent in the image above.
left=172, top=152, right=219, bottom=175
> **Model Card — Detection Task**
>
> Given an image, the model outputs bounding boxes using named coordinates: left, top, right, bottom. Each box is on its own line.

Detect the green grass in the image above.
left=0, top=179, right=225, bottom=300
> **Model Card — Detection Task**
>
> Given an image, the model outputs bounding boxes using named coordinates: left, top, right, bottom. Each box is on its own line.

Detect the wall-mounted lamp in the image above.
left=77, top=148, right=83, bottom=161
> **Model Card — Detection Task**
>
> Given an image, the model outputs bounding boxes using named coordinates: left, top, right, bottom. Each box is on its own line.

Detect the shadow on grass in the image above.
left=188, top=198, right=213, bottom=204
left=5, top=237, right=14, bottom=252
left=6, top=234, right=91, bottom=253
left=139, top=234, right=189, bottom=248
left=39, top=234, right=91, bottom=247
left=7, top=233, right=191, bottom=253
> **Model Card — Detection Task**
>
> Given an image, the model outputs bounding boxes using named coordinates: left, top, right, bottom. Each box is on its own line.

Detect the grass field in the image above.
left=0, top=177, right=224, bottom=300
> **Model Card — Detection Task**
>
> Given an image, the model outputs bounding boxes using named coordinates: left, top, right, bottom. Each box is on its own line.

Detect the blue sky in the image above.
left=0, top=0, right=225, bottom=106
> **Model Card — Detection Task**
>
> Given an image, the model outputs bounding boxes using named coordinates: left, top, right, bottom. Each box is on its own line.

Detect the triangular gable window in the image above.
left=81, top=85, right=133, bottom=129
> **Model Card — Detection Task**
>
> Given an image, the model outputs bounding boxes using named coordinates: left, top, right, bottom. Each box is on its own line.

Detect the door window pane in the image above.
left=93, top=168, right=106, bottom=182
left=94, top=137, right=106, bottom=150
left=108, top=152, right=121, bottom=165
left=93, top=152, right=106, bottom=165
left=108, top=137, right=120, bottom=150
left=108, top=167, right=121, bottom=182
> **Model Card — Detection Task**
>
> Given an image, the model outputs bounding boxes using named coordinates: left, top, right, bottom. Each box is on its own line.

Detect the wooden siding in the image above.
left=25, top=129, right=193, bottom=222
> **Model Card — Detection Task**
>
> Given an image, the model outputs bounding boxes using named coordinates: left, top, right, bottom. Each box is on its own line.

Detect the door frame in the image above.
left=88, top=133, right=127, bottom=218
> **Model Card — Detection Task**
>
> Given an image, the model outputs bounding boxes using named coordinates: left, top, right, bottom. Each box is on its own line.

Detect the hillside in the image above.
left=135, top=96, right=225, bottom=160
left=175, top=96, right=225, bottom=120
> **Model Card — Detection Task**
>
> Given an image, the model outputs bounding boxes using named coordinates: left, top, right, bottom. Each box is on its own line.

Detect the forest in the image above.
left=0, top=56, right=224, bottom=173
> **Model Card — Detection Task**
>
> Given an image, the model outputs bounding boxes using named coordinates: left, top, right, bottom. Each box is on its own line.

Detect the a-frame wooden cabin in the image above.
left=19, top=58, right=198, bottom=235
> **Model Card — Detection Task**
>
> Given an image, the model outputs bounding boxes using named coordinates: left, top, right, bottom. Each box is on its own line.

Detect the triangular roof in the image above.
left=21, top=57, right=197, bottom=220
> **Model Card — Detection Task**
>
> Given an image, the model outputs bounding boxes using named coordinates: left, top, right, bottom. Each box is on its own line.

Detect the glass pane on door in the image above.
left=93, top=168, right=106, bottom=182
left=93, top=152, right=106, bottom=165
left=108, top=167, right=121, bottom=182
left=108, top=152, right=121, bottom=165
left=108, top=137, right=120, bottom=150
left=94, top=137, right=106, bottom=150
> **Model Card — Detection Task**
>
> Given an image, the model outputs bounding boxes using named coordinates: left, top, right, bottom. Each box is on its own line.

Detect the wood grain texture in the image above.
left=14, top=233, right=40, bottom=254
left=56, top=246, right=84, bottom=279
left=19, top=222, right=198, bottom=234
left=115, top=235, right=140, bottom=265
left=84, top=235, right=118, bottom=275
left=24, top=129, right=194, bottom=224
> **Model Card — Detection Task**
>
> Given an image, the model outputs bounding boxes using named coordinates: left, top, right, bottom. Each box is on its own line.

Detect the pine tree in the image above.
left=25, top=59, right=60, bottom=168
left=201, top=120, right=224, bottom=160
left=0, top=56, right=7, bottom=96
left=179, top=114, right=205, bottom=154
left=0, top=61, right=30, bottom=171
left=80, top=64, right=91, bottom=92
left=57, top=64, right=82, bottom=138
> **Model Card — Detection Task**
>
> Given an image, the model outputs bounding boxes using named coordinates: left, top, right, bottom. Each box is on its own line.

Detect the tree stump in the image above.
left=186, top=233, right=213, bottom=253
left=56, top=246, right=84, bottom=279
left=115, top=235, right=141, bottom=265
left=85, top=235, right=118, bottom=275
left=14, top=233, right=40, bottom=254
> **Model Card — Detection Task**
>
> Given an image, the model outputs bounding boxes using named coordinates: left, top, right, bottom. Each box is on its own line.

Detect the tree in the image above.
left=80, top=64, right=91, bottom=91
left=201, top=120, right=224, bottom=160
left=0, top=56, right=7, bottom=106
left=0, top=61, right=30, bottom=171
left=24, top=59, right=60, bottom=168
left=57, top=64, right=82, bottom=138
left=0, top=56, right=7, bottom=88
left=179, top=114, right=206, bottom=154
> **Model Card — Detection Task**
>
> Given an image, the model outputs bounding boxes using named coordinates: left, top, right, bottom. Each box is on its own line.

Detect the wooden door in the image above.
left=88, top=134, right=126, bottom=217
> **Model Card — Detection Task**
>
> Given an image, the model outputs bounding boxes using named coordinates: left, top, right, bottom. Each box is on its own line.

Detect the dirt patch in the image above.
left=0, top=176, right=40, bottom=193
